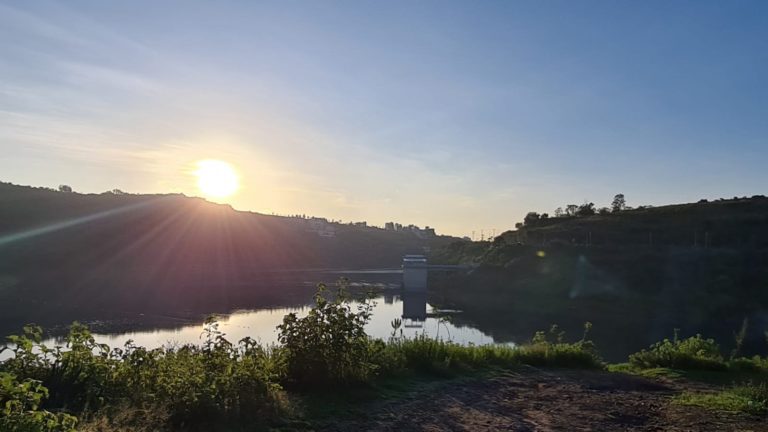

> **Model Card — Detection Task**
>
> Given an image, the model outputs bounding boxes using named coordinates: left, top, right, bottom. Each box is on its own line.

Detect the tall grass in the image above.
left=375, top=330, right=603, bottom=377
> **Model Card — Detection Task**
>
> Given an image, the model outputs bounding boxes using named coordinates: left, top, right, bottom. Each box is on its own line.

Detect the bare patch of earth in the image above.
left=314, top=367, right=767, bottom=431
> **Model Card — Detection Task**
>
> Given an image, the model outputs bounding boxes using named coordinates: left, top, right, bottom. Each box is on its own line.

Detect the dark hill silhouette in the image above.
left=0, top=182, right=458, bottom=331
left=509, top=197, right=768, bottom=249
left=430, top=196, right=768, bottom=361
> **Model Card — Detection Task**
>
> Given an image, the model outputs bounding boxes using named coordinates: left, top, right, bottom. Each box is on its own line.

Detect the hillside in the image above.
left=513, top=197, right=768, bottom=250
left=434, top=196, right=768, bottom=264
left=0, top=182, right=458, bottom=331
left=430, top=196, right=768, bottom=361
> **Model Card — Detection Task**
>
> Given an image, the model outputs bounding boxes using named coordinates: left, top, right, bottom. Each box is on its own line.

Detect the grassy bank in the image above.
left=1, top=283, right=767, bottom=431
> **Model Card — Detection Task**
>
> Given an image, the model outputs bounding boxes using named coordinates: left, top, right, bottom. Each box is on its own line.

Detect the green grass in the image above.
left=608, top=363, right=684, bottom=380
left=609, top=362, right=768, bottom=387
left=373, top=322, right=604, bottom=378
left=675, top=383, right=768, bottom=415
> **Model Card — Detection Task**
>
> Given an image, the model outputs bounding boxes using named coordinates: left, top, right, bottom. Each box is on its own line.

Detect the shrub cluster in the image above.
left=629, top=332, right=726, bottom=370
left=1, top=321, right=285, bottom=430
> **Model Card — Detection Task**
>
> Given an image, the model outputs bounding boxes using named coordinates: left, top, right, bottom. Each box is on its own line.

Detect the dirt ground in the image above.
left=318, top=367, right=767, bottom=432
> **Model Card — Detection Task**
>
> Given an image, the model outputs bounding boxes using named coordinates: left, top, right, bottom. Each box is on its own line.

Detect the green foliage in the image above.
left=629, top=332, right=726, bottom=371
left=0, top=372, right=77, bottom=432
left=726, top=355, right=768, bottom=373
left=1, top=321, right=285, bottom=429
left=513, top=323, right=604, bottom=369
left=376, top=335, right=518, bottom=376
left=112, top=320, right=285, bottom=424
left=675, top=382, right=768, bottom=415
left=278, top=280, right=377, bottom=386
left=376, top=322, right=603, bottom=375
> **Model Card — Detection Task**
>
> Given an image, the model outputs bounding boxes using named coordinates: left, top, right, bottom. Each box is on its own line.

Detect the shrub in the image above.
left=513, top=323, right=604, bottom=369
left=629, top=332, right=726, bottom=370
left=2, top=321, right=285, bottom=428
left=0, top=371, right=77, bottom=432
left=727, top=356, right=768, bottom=373
left=278, top=281, right=378, bottom=386
left=107, top=319, right=285, bottom=425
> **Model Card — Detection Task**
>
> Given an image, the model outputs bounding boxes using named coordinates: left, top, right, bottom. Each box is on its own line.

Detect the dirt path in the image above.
left=319, top=367, right=767, bottom=431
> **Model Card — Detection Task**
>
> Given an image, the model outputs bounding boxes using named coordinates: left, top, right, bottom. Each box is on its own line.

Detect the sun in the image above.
left=194, top=159, right=239, bottom=199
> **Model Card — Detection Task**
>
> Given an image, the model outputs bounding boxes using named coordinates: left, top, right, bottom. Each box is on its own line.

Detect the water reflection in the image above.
left=0, top=291, right=496, bottom=361
left=402, top=292, right=427, bottom=322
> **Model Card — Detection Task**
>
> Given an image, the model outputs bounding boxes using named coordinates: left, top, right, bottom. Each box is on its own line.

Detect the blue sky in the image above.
left=1, top=1, right=766, bottom=236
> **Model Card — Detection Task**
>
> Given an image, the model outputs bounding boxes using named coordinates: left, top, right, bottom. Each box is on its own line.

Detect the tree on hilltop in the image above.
left=524, top=212, right=541, bottom=226
left=576, top=202, right=596, bottom=217
left=611, top=194, right=626, bottom=213
left=565, top=204, right=578, bottom=217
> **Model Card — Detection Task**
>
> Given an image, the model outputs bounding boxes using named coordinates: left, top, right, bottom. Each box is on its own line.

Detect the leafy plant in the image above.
left=0, top=372, right=77, bottom=432
left=278, top=280, right=377, bottom=386
left=1, top=320, right=286, bottom=429
left=629, top=331, right=725, bottom=370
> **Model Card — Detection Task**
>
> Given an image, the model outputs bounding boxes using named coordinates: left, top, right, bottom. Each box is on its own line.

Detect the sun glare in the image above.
left=194, top=159, right=239, bottom=199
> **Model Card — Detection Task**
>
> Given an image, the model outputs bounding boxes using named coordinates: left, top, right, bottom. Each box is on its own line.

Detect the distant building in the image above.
left=307, top=217, right=336, bottom=238
left=384, top=222, right=437, bottom=237
left=406, top=225, right=436, bottom=239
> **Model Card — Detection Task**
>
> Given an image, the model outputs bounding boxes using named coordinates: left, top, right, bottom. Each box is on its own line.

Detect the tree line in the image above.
left=517, top=194, right=629, bottom=228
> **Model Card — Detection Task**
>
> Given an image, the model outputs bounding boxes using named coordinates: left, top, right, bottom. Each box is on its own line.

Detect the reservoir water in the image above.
left=0, top=271, right=500, bottom=360
left=3, top=269, right=764, bottom=363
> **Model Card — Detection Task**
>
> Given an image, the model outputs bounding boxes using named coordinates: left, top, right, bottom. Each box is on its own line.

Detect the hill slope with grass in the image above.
left=430, top=196, right=768, bottom=361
